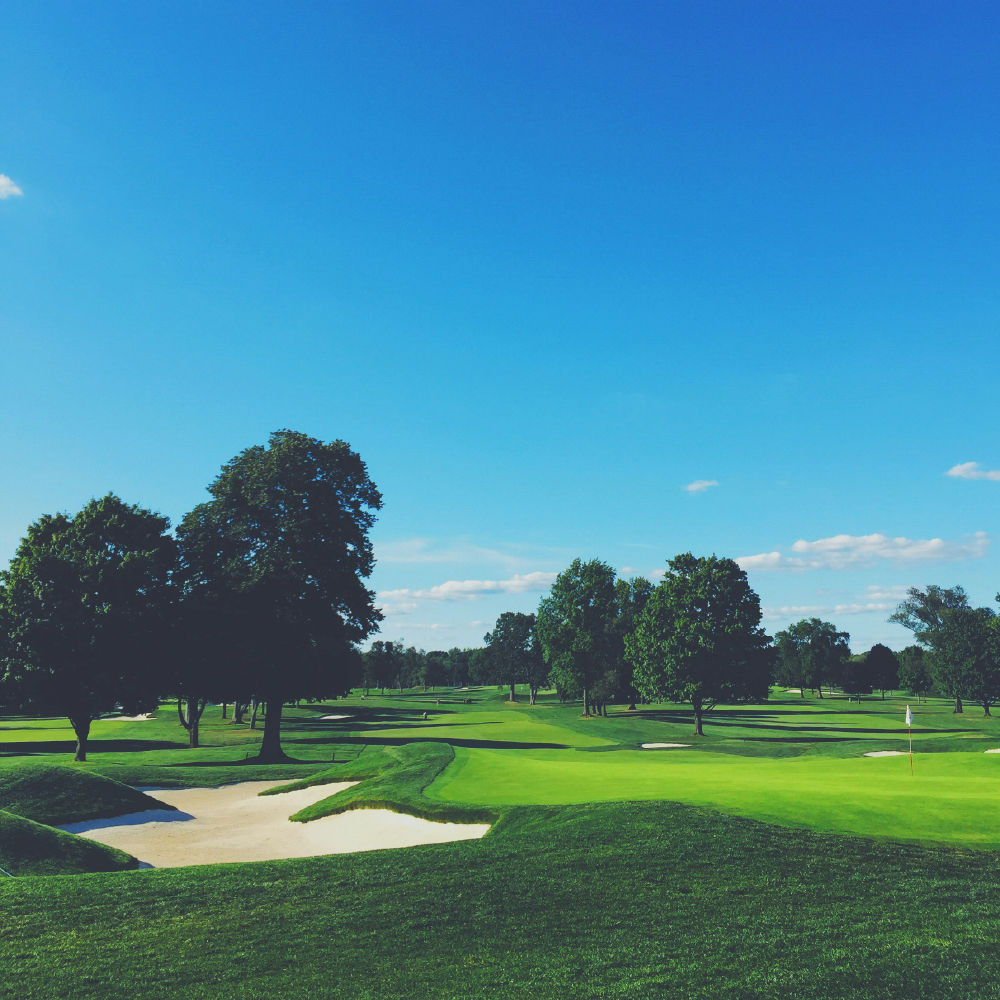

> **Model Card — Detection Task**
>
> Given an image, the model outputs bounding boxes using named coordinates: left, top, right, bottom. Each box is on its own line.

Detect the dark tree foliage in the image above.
left=0, top=495, right=175, bottom=760
left=773, top=618, right=850, bottom=698
left=362, top=640, right=400, bottom=695
left=841, top=654, right=873, bottom=702
left=536, top=559, right=620, bottom=716
left=897, top=645, right=932, bottom=703
left=484, top=612, right=538, bottom=703
left=615, top=576, right=654, bottom=710
left=890, top=585, right=970, bottom=713
left=176, top=430, right=382, bottom=761
left=934, top=607, right=1000, bottom=716
left=627, top=554, right=772, bottom=736
left=865, top=644, right=899, bottom=700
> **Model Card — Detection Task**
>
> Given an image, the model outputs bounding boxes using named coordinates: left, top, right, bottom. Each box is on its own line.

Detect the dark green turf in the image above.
left=0, top=809, right=138, bottom=877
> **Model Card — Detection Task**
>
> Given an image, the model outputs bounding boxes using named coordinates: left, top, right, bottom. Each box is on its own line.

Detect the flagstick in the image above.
left=909, top=724, right=913, bottom=774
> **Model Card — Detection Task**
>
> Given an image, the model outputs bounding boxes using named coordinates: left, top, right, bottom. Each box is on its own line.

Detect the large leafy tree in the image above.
left=627, top=554, right=772, bottom=735
left=890, top=585, right=970, bottom=712
left=0, top=495, right=175, bottom=761
left=536, top=559, right=620, bottom=716
left=841, top=654, right=874, bottom=702
left=934, top=607, right=1000, bottom=716
left=865, top=643, right=899, bottom=700
left=484, top=612, right=537, bottom=703
left=176, top=430, right=382, bottom=761
left=774, top=618, right=850, bottom=698
left=615, top=576, right=654, bottom=710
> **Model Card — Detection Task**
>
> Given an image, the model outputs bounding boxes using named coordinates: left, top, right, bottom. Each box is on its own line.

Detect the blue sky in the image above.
left=2, top=2, right=998, bottom=651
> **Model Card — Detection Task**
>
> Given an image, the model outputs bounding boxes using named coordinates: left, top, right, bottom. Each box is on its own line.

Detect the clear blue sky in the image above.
left=2, top=2, right=998, bottom=651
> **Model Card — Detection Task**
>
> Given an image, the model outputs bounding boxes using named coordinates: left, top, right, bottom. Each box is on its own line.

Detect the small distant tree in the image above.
left=774, top=618, right=850, bottom=698
left=890, top=585, right=970, bottom=713
left=421, top=651, right=449, bottom=691
left=362, top=640, right=399, bottom=695
left=445, top=648, right=472, bottom=688
left=841, top=654, right=873, bottom=703
left=627, top=554, right=772, bottom=736
left=0, top=495, right=175, bottom=761
left=468, top=646, right=494, bottom=686
left=866, top=644, right=899, bottom=700
left=484, top=612, right=537, bottom=702
left=536, top=559, right=620, bottom=716
left=524, top=635, right=549, bottom=705
left=897, top=645, right=932, bottom=703
left=616, top=576, right=654, bottom=710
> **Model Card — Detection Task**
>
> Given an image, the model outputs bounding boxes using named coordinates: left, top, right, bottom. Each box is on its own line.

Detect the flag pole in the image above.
left=906, top=704, right=913, bottom=775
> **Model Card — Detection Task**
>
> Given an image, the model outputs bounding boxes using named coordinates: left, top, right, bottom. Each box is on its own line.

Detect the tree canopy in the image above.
left=773, top=618, right=850, bottom=698
left=0, top=495, right=175, bottom=760
left=176, top=430, right=382, bottom=760
left=627, top=553, right=772, bottom=735
left=865, top=643, right=899, bottom=700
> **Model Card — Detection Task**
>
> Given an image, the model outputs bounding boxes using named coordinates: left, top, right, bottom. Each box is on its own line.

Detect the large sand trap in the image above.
left=320, top=714, right=351, bottom=720
left=864, top=750, right=908, bottom=757
left=61, top=781, right=489, bottom=868
left=641, top=743, right=692, bottom=749
left=100, top=713, right=154, bottom=722
left=985, top=749, right=1000, bottom=754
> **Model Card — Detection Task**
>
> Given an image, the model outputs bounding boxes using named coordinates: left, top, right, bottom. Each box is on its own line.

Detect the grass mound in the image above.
left=0, top=762, right=174, bottom=826
left=0, top=809, right=138, bottom=876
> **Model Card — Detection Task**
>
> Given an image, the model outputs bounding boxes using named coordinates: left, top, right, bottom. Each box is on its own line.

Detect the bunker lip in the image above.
left=60, top=780, right=489, bottom=868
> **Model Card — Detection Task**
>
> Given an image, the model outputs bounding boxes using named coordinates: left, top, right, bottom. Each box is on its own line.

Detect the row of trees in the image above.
left=0, top=431, right=383, bottom=761
left=360, top=642, right=479, bottom=694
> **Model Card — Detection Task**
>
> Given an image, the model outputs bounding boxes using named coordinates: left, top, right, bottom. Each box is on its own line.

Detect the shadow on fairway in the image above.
left=286, top=735, right=570, bottom=750
left=0, top=738, right=188, bottom=757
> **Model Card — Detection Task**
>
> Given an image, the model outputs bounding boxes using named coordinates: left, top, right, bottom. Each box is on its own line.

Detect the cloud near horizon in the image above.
left=684, top=479, right=719, bottom=492
left=946, top=462, right=1000, bottom=481
left=0, top=175, right=23, bottom=199
left=739, top=531, right=989, bottom=572
left=378, top=570, right=558, bottom=604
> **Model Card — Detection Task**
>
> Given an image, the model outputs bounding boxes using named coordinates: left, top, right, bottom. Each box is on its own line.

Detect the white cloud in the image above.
left=763, top=600, right=894, bottom=622
left=378, top=571, right=558, bottom=604
left=738, top=532, right=989, bottom=572
left=832, top=602, right=894, bottom=615
left=762, top=605, right=825, bottom=622
left=684, top=479, right=719, bottom=493
left=946, top=462, right=1000, bottom=481
left=862, top=584, right=910, bottom=602
left=0, top=175, right=23, bottom=199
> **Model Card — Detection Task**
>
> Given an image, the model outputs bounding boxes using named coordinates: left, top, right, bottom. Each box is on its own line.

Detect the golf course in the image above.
left=5, top=685, right=1000, bottom=999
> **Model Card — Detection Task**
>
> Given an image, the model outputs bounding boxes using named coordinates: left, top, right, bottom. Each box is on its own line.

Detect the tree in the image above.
left=484, top=612, right=537, bottom=702
left=0, top=495, right=175, bottom=761
left=841, top=654, right=873, bottom=702
left=363, top=640, right=400, bottom=695
left=773, top=618, right=850, bottom=698
left=934, top=607, right=1000, bottom=716
left=536, top=559, right=620, bottom=716
left=627, top=553, right=772, bottom=736
left=421, top=651, right=449, bottom=691
left=468, top=646, right=494, bottom=686
left=897, top=645, right=932, bottom=703
left=615, top=576, right=654, bottom=710
left=865, top=644, right=899, bottom=700
left=890, top=585, right=970, bottom=712
left=176, top=430, right=382, bottom=762
left=445, top=647, right=472, bottom=688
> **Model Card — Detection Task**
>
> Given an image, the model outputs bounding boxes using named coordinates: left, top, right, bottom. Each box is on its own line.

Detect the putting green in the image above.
left=427, top=746, right=1000, bottom=847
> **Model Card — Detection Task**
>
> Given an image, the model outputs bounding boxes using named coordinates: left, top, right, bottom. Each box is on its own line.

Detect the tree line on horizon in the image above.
left=1, top=430, right=998, bottom=761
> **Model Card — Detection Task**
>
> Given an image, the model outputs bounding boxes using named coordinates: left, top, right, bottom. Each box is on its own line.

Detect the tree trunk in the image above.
left=70, top=717, right=91, bottom=762
left=627, top=701, right=636, bottom=711
left=529, top=686, right=536, bottom=706
left=221, top=702, right=228, bottom=720
left=800, top=687, right=805, bottom=698
left=602, top=703, right=608, bottom=717
left=256, top=700, right=290, bottom=762
left=509, top=683, right=516, bottom=703
left=984, top=703, right=991, bottom=716
left=250, top=700, right=259, bottom=729
left=234, top=701, right=246, bottom=724
left=954, top=695, right=963, bottom=714
left=583, top=686, right=590, bottom=716
left=881, top=689, right=886, bottom=700
left=816, top=687, right=823, bottom=698
left=693, top=704, right=704, bottom=737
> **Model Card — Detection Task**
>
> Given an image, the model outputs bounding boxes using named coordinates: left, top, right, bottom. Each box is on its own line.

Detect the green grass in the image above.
left=0, top=809, right=138, bottom=876
left=6, top=687, right=1000, bottom=997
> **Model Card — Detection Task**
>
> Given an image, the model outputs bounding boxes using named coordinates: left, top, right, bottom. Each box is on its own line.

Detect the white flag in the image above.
left=906, top=705, right=913, bottom=727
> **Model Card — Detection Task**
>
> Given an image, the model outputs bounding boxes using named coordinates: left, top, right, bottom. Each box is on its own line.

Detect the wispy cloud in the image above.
left=947, top=462, right=1000, bottom=481
left=684, top=479, right=719, bottom=493
left=738, top=532, right=989, bottom=572
left=378, top=571, right=558, bottom=604
left=762, top=600, right=895, bottom=622
left=862, top=584, right=910, bottom=602
left=0, top=175, right=23, bottom=199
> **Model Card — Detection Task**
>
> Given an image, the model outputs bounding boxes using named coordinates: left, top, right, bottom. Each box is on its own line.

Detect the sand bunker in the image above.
left=641, top=743, right=691, bottom=749
left=863, top=750, right=907, bottom=757
left=985, top=749, right=1000, bottom=754
left=320, top=714, right=351, bottom=721
left=61, top=781, right=489, bottom=868
left=101, top=713, right=154, bottom=722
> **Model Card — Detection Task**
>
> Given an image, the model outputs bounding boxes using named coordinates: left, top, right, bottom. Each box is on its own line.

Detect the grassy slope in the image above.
left=0, top=762, right=176, bottom=826
left=0, top=809, right=138, bottom=876
left=4, top=799, right=1000, bottom=999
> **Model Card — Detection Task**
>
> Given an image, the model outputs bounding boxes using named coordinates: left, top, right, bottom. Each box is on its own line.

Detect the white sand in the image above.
left=863, top=750, right=908, bottom=757
left=61, top=781, right=489, bottom=868
left=985, top=749, right=1000, bottom=754
left=100, top=713, right=154, bottom=722
left=784, top=688, right=802, bottom=694
left=320, top=714, right=351, bottom=721
left=641, top=743, right=691, bottom=749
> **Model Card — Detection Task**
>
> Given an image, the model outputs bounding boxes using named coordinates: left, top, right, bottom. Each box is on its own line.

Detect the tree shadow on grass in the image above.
left=285, top=735, right=570, bottom=750
left=0, top=738, right=187, bottom=757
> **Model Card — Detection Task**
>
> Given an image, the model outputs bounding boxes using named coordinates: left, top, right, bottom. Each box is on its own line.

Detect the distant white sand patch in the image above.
left=985, top=749, right=1000, bottom=754
left=641, top=743, right=692, bottom=749
left=864, top=750, right=907, bottom=757
left=62, top=781, right=488, bottom=868
left=320, top=714, right=351, bottom=721
left=784, top=688, right=802, bottom=694
left=100, top=713, right=154, bottom=722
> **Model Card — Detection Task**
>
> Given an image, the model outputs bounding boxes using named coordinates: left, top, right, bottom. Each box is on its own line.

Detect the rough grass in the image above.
left=0, top=809, right=138, bottom=876
left=0, top=762, right=174, bottom=827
